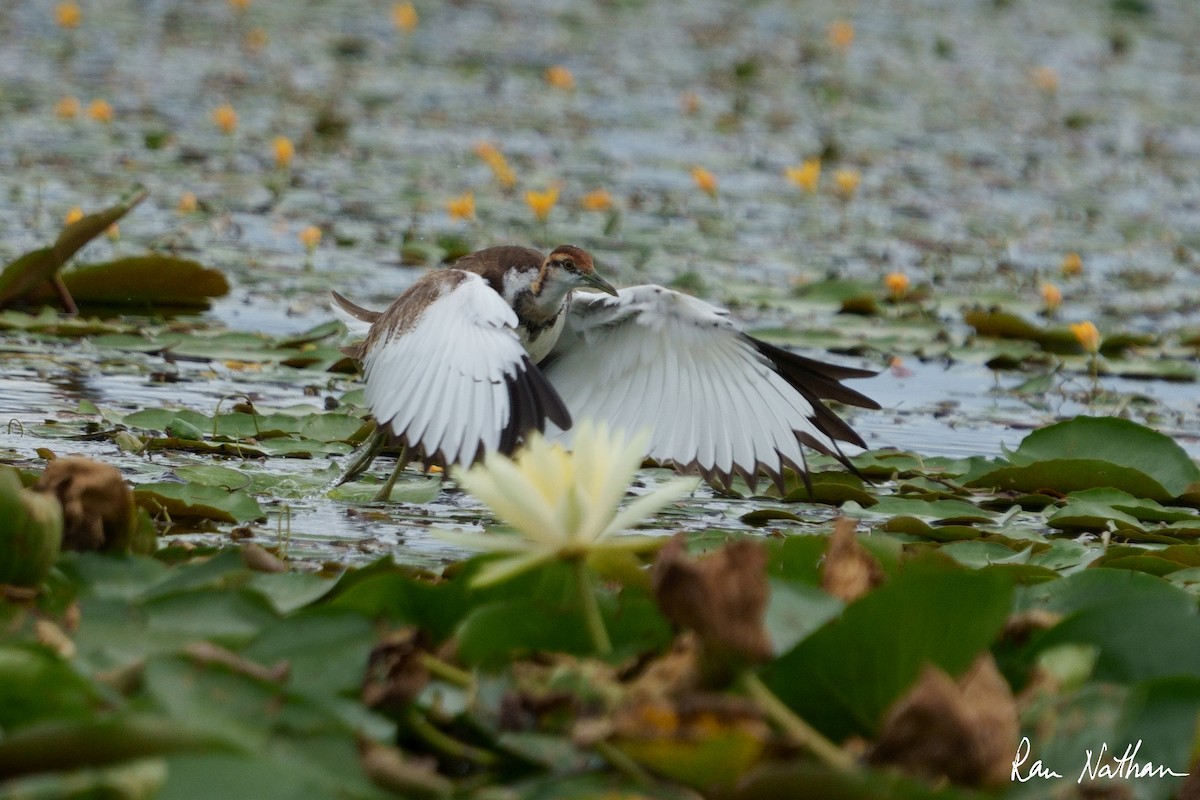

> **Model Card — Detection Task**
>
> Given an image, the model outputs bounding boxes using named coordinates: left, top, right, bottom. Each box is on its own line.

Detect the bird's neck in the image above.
left=504, top=265, right=573, bottom=326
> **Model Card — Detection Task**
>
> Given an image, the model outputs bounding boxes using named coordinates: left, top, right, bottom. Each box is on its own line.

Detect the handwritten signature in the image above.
left=1011, top=736, right=1189, bottom=784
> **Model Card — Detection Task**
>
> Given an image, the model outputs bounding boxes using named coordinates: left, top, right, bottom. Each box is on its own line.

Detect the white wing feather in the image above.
left=361, top=273, right=532, bottom=467
left=543, top=285, right=867, bottom=486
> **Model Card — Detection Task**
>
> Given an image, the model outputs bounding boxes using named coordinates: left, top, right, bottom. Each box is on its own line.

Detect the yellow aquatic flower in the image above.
left=1060, top=251, right=1083, bottom=277
left=525, top=187, right=559, bottom=222
left=784, top=158, right=821, bottom=194
left=1040, top=282, right=1062, bottom=311
left=446, top=191, right=475, bottom=221
left=87, top=99, right=113, bottom=124
left=691, top=166, right=717, bottom=198
left=545, top=65, right=576, bottom=90
left=212, top=103, right=238, bottom=135
left=105, top=223, right=119, bottom=242
left=299, top=225, right=322, bottom=252
left=64, top=207, right=85, bottom=225
left=392, top=1, right=418, bottom=34
left=272, top=136, right=295, bottom=168
left=827, top=20, right=855, bottom=52
left=833, top=168, right=861, bottom=200
left=1070, top=321, right=1101, bottom=354
left=884, top=271, right=910, bottom=300
left=177, top=192, right=198, bottom=214
left=580, top=189, right=613, bottom=212
left=55, top=96, right=80, bottom=120
left=55, top=1, right=81, bottom=29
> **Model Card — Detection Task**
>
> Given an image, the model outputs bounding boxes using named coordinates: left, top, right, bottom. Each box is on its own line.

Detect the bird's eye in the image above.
left=561, top=259, right=576, bottom=271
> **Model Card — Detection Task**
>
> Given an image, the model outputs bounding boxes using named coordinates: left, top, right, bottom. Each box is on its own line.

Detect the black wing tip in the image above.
left=497, top=356, right=572, bottom=456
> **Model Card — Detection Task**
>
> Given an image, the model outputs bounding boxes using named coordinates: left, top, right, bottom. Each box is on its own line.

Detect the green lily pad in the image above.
left=964, top=417, right=1200, bottom=502
left=759, top=562, right=1012, bottom=741
left=135, top=483, right=264, bottom=523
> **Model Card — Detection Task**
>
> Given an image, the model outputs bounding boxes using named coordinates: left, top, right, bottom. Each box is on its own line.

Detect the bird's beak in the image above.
left=581, top=271, right=619, bottom=296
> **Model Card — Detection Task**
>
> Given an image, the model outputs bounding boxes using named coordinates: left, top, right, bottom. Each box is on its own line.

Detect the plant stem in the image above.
left=741, top=672, right=855, bottom=772
left=419, top=653, right=472, bottom=688
left=572, top=559, right=611, bottom=656
left=405, top=709, right=498, bottom=766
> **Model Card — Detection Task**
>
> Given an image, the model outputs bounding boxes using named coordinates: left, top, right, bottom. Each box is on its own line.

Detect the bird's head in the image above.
left=543, top=245, right=618, bottom=297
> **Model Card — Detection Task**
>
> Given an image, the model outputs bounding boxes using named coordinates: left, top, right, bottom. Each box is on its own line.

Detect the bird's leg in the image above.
left=372, top=445, right=408, bottom=503
left=334, top=427, right=387, bottom=487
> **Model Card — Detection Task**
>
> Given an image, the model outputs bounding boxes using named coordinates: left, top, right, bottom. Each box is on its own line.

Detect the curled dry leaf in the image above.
left=241, top=542, right=286, bottom=573
left=820, top=516, right=885, bottom=602
left=362, top=628, right=430, bottom=715
left=652, top=536, right=772, bottom=684
left=869, top=653, right=1018, bottom=788
left=33, top=457, right=134, bottom=552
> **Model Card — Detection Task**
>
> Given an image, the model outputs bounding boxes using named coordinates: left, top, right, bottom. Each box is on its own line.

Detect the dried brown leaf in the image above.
left=652, top=536, right=771, bottom=684
left=820, top=517, right=884, bottom=601
left=869, top=653, right=1018, bottom=787
left=33, top=457, right=133, bottom=552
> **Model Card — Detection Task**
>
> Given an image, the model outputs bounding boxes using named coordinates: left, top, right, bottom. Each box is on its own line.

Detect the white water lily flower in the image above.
left=437, top=420, right=699, bottom=587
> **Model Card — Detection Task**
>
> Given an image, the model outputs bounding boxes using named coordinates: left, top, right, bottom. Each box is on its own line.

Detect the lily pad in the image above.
left=134, top=483, right=264, bottom=523
left=964, top=417, right=1200, bottom=502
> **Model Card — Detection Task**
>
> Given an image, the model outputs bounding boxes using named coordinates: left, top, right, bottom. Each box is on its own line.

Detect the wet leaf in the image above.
left=964, top=416, right=1200, bottom=502
left=28, top=256, right=230, bottom=309
left=134, top=483, right=264, bottom=523
left=0, top=188, right=147, bottom=310
left=759, top=563, right=1012, bottom=741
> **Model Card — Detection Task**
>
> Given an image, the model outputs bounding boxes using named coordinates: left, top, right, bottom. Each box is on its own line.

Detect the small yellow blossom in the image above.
left=833, top=168, right=861, bottom=200
left=680, top=91, right=701, bottom=116
left=55, top=1, right=81, bottom=29
left=299, top=226, right=322, bottom=252
left=446, top=191, right=475, bottom=221
left=1030, top=66, right=1059, bottom=94
left=785, top=158, right=821, bottom=194
left=212, top=103, right=238, bottom=135
left=64, top=207, right=85, bottom=225
left=884, top=272, right=909, bottom=300
left=55, top=96, right=80, bottom=120
left=525, top=187, right=559, bottom=222
left=1060, top=251, right=1083, bottom=277
left=1040, top=282, right=1063, bottom=311
left=580, top=189, right=613, bottom=212
left=226, top=0, right=251, bottom=11
left=177, top=192, right=198, bottom=214
left=691, top=166, right=717, bottom=198
left=105, top=223, right=119, bottom=242
left=1070, top=321, right=1101, bottom=354
left=87, top=99, right=113, bottom=124
left=827, top=20, right=855, bottom=52
left=243, top=27, right=268, bottom=52
left=272, top=136, right=295, bottom=168
left=473, top=142, right=516, bottom=189
left=392, top=1, right=418, bottom=34
left=545, top=65, right=575, bottom=91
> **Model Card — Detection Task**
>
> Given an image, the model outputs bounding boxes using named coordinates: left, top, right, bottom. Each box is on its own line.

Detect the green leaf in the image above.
left=758, top=563, right=1013, bottom=741
left=964, top=417, right=1200, bottom=502
left=456, top=586, right=671, bottom=667
left=0, top=189, right=147, bottom=308
left=134, top=482, right=264, bottom=523
left=40, top=256, right=229, bottom=309
left=1022, top=569, right=1200, bottom=683
left=0, top=645, right=101, bottom=731
left=241, top=609, right=376, bottom=697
